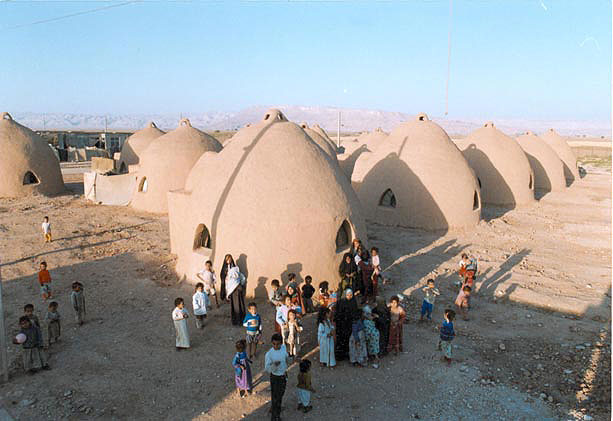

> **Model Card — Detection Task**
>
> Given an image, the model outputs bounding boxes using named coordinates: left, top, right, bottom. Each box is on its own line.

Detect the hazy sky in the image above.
left=0, top=1, right=610, bottom=122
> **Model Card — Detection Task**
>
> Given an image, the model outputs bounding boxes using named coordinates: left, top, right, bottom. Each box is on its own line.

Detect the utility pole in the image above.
left=337, top=111, right=341, bottom=148
left=104, top=116, right=108, bottom=133
left=0, top=262, right=8, bottom=383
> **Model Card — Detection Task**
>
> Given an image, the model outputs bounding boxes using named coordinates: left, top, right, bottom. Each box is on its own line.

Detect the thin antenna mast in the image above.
left=445, top=0, right=453, bottom=116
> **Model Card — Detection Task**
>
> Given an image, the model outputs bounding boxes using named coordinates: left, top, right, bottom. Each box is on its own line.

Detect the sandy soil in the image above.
left=0, top=171, right=610, bottom=421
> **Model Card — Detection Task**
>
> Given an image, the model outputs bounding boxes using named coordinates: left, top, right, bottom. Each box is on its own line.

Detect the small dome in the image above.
left=540, top=129, right=578, bottom=184
left=356, top=127, right=388, bottom=146
left=457, top=122, right=534, bottom=207
left=516, top=132, right=566, bottom=192
left=299, top=122, right=338, bottom=160
left=351, top=113, right=480, bottom=230
left=130, top=118, right=222, bottom=214
left=170, top=109, right=365, bottom=297
left=118, top=121, right=165, bottom=172
left=0, top=112, right=65, bottom=198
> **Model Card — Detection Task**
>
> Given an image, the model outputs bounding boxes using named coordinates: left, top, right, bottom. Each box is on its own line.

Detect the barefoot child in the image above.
left=317, top=307, right=336, bottom=368
left=455, top=285, right=471, bottom=321
left=420, top=279, right=440, bottom=321
left=13, top=316, right=49, bottom=373
left=172, top=298, right=190, bottom=350
left=197, top=260, right=219, bottom=308
left=37, top=261, right=52, bottom=301
left=70, top=282, right=85, bottom=325
left=301, top=276, right=315, bottom=313
left=41, top=216, right=52, bottom=243
left=438, top=309, right=456, bottom=365
left=387, top=295, right=406, bottom=355
left=296, top=359, right=316, bottom=413
left=192, top=283, right=210, bottom=329
left=243, top=302, right=262, bottom=359
left=232, top=339, right=253, bottom=397
left=286, top=309, right=303, bottom=358
left=44, top=301, right=61, bottom=346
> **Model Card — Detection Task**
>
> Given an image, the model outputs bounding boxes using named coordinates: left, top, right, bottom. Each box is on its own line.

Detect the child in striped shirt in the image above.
left=243, top=302, right=262, bottom=359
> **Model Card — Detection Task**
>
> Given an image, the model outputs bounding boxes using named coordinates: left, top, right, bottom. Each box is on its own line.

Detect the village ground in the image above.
left=0, top=166, right=610, bottom=421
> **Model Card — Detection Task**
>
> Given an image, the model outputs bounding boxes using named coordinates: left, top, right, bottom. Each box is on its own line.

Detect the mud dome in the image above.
left=516, top=131, right=566, bottom=193
left=540, top=128, right=580, bottom=184
left=117, top=121, right=165, bottom=173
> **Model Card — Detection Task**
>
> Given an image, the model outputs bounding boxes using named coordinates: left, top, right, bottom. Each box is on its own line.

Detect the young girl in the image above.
left=192, top=283, right=210, bottom=329
left=362, top=307, right=380, bottom=368
left=439, top=309, right=456, bottom=365
left=371, top=246, right=383, bottom=291
left=276, top=295, right=292, bottom=342
left=70, top=282, right=85, bottom=325
left=318, top=281, right=330, bottom=308
left=317, top=307, right=336, bottom=368
left=286, top=309, right=302, bottom=358
left=349, top=311, right=367, bottom=367
left=387, top=295, right=406, bottom=355
left=286, top=278, right=303, bottom=314
left=296, top=359, right=315, bottom=413
left=455, top=285, right=471, bottom=321
left=172, top=298, right=190, bottom=350
left=232, top=339, right=253, bottom=397
left=197, top=260, right=219, bottom=308
left=44, top=301, right=61, bottom=346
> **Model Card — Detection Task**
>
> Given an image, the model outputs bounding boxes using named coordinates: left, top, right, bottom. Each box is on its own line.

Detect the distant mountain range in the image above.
left=10, top=105, right=610, bottom=137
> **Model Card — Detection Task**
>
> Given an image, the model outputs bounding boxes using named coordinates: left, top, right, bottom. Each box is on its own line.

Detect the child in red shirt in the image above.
left=37, top=261, right=52, bottom=301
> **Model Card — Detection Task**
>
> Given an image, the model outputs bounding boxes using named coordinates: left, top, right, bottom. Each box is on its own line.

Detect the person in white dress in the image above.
left=192, top=283, right=210, bottom=329
left=172, top=298, right=190, bottom=350
left=317, top=307, right=336, bottom=367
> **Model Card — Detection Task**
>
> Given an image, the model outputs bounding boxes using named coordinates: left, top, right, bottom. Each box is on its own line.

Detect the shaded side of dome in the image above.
left=516, top=132, right=566, bottom=192
left=540, top=129, right=579, bottom=184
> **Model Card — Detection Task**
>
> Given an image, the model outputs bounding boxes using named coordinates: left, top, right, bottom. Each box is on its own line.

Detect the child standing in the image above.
left=232, top=339, right=253, bottom=397
left=455, top=285, right=472, bottom=321
left=37, top=261, right=52, bottom=301
left=42, top=216, right=52, bottom=243
left=349, top=312, right=367, bottom=367
left=301, top=276, right=315, bottom=313
left=317, top=307, right=336, bottom=368
left=438, top=309, right=456, bottom=365
left=196, top=260, right=219, bottom=308
left=265, top=333, right=290, bottom=421
left=243, top=302, right=263, bottom=359
left=276, top=295, right=292, bottom=342
left=70, top=282, right=85, bottom=325
left=387, top=295, right=406, bottom=355
left=192, top=283, right=210, bottom=329
left=420, top=279, right=440, bottom=321
left=23, top=304, right=40, bottom=328
left=296, top=359, right=315, bottom=413
left=44, top=301, right=61, bottom=346
left=172, top=297, right=190, bottom=350
left=286, top=310, right=303, bottom=358
left=362, top=307, right=380, bottom=368
left=13, top=316, right=49, bottom=373
left=318, top=281, right=330, bottom=308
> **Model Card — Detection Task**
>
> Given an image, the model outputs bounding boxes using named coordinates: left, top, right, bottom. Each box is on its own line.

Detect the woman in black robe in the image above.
left=222, top=254, right=246, bottom=326
left=334, top=288, right=358, bottom=360
left=338, top=253, right=358, bottom=294
left=219, top=254, right=235, bottom=301
left=373, top=296, right=391, bottom=357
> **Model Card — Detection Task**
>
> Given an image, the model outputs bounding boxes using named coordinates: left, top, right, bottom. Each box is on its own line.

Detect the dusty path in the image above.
left=0, top=173, right=609, bottom=420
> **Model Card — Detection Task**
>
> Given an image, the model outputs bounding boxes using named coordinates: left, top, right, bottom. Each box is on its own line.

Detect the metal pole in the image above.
left=0, top=262, right=9, bottom=382
left=445, top=0, right=453, bottom=116
left=337, top=111, right=341, bottom=148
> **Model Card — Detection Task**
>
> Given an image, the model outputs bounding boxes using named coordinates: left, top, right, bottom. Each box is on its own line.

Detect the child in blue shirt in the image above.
left=438, top=309, right=456, bottom=365
left=243, top=302, right=262, bottom=359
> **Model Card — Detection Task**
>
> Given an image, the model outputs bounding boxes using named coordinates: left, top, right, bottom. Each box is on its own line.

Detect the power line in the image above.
left=1, top=1, right=137, bottom=31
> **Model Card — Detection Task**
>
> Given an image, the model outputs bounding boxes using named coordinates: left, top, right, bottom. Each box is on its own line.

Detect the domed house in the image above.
left=118, top=121, right=165, bottom=173
left=338, top=128, right=388, bottom=179
left=299, top=122, right=338, bottom=161
left=167, top=109, right=366, bottom=297
left=539, top=128, right=579, bottom=184
left=351, top=113, right=481, bottom=230
left=311, top=124, right=336, bottom=147
left=0, top=112, right=65, bottom=198
left=130, top=118, right=222, bottom=214
left=357, top=127, right=388, bottom=147
left=456, top=122, right=535, bottom=207
left=516, top=131, right=566, bottom=192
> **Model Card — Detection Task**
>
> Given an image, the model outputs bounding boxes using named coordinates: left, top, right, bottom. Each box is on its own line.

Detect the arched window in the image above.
left=473, top=191, right=480, bottom=210
left=138, top=177, right=148, bottom=192
left=23, top=171, right=39, bottom=185
left=193, top=224, right=212, bottom=250
left=335, top=220, right=351, bottom=252
left=379, top=189, right=397, bottom=208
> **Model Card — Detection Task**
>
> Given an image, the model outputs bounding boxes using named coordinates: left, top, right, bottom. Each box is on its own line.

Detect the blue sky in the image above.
left=0, top=1, right=610, bottom=122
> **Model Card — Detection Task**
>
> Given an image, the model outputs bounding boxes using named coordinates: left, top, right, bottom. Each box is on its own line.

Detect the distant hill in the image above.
left=11, top=105, right=610, bottom=137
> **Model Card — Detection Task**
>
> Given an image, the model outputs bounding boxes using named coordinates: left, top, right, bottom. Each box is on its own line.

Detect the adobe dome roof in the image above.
left=516, top=131, right=566, bottom=192
left=539, top=128, right=578, bottom=183
left=119, top=121, right=165, bottom=171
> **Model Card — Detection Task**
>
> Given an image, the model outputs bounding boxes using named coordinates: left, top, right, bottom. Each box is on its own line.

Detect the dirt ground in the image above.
left=0, top=168, right=610, bottom=421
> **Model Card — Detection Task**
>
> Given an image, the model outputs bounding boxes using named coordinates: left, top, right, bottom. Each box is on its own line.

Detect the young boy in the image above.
left=23, top=304, right=41, bottom=329
left=243, top=302, right=263, bottom=359
left=44, top=301, right=61, bottom=346
left=265, top=333, right=289, bottom=421
left=275, top=295, right=293, bottom=343
left=196, top=260, right=219, bottom=308
left=42, top=216, right=52, bottom=243
left=455, top=285, right=471, bottom=321
left=13, top=316, right=49, bottom=373
left=420, top=279, right=440, bottom=321
left=301, top=276, right=315, bottom=314
left=192, top=283, right=210, bottom=329
left=70, top=282, right=86, bottom=325
left=268, top=279, right=284, bottom=308
left=438, top=309, right=456, bottom=365
left=37, top=261, right=52, bottom=301
left=296, top=358, right=315, bottom=413
left=172, top=297, right=190, bottom=350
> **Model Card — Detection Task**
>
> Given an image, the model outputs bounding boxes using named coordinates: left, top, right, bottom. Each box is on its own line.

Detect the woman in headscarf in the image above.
left=334, top=289, right=358, bottom=360
left=372, top=296, right=390, bottom=357
left=338, top=253, right=358, bottom=294
left=223, top=255, right=246, bottom=326
left=357, top=251, right=374, bottom=304
left=286, top=282, right=303, bottom=315
left=219, top=254, right=236, bottom=301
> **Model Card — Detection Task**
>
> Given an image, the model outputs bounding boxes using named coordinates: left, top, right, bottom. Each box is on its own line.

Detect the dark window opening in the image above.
left=193, top=224, right=212, bottom=250
left=264, top=114, right=270, bottom=120
left=335, top=220, right=351, bottom=252
left=379, top=189, right=397, bottom=208
left=473, top=191, right=479, bottom=210
left=23, top=171, right=39, bottom=185
left=529, top=174, right=533, bottom=190
left=138, top=177, right=148, bottom=192
left=477, top=177, right=482, bottom=189
left=418, top=115, right=425, bottom=121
